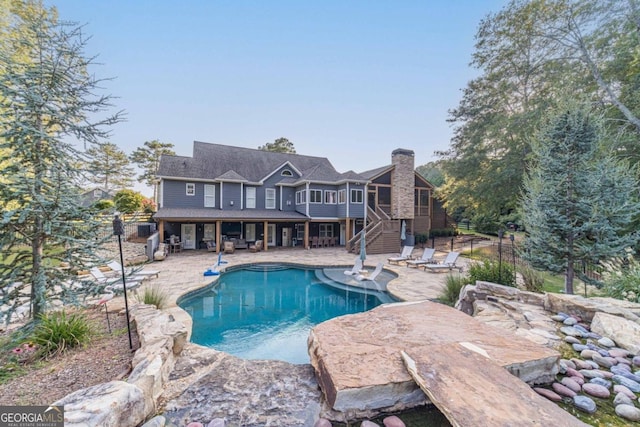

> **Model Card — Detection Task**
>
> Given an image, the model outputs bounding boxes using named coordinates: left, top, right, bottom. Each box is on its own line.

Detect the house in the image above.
left=153, top=142, right=434, bottom=254
left=79, top=187, right=115, bottom=208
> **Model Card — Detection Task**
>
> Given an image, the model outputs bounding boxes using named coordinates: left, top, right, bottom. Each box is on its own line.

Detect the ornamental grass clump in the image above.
left=601, top=252, right=640, bottom=303
left=519, top=263, right=545, bottom=293
left=32, top=310, right=95, bottom=358
left=438, top=274, right=471, bottom=307
left=138, top=284, right=168, bottom=309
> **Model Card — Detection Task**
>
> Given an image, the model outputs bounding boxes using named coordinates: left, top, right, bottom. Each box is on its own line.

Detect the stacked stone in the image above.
left=533, top=312, right=640, bottom=423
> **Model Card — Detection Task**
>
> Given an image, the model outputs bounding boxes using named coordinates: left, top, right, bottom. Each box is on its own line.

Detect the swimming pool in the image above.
left=178, top=264, right=393, bottom=364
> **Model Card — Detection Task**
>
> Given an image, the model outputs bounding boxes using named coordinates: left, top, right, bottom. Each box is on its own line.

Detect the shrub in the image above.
left=415, top=233, right=429, bottom=247
left=137, top=285, right=168, bottom=309
left=601, top=253, right=640, bottom=303
left=472, top=214, right=501, bottom=235
left=32, top=310, right=94, bottom=358
left=468, top=259, right=516, bottom=287
left=437, top=274, right=471, bottom=306
left=519, top=263, right=545, bottom=293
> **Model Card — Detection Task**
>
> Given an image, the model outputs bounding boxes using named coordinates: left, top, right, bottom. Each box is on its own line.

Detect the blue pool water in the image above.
left=178, top=265, right=388, bottom=364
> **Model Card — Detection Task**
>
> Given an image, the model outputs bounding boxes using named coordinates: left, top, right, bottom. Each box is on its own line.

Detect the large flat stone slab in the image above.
left=402, top=345, right=589, bottom=427
left=308, top=300, right=559, bottom=414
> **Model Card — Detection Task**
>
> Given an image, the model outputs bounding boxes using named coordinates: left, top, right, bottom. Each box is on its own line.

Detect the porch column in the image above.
left=345, top=219, right=351, bottom=251
left=263, top=221, right=269, bottom=252
left=158, top=220, right=164, bottom=242
left=216, top=220, right=221, bottom=254
left=304, top=222, right=309, bottom=249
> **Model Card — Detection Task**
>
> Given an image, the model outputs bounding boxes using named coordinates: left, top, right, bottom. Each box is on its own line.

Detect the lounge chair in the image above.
left=387, top=246, right=414, bottom=265
left=107, top=261, right=160, bottom=279
left=90, top=267, right=144, bottom=287
left=356, top=262, right=384, bottom=282
left=344, top=257, right=364, bottom=276
left=405, top=248, right=436, bottom=268
left=421, top=252, right=462, bottom=272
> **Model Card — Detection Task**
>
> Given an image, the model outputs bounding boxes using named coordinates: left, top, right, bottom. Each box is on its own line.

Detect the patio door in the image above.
left=267, top=224, right=276, bottom=247
left=181, top=224, right=196, bottom=250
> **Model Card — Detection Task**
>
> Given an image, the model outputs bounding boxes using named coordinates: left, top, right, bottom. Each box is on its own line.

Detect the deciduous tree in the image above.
left=129, top=139, right=175, bottom=203
left=258, top=137, right=296, bottom=153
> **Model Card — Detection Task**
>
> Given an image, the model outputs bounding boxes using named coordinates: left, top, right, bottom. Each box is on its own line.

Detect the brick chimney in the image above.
left=390, top=148, right=415, bottom=219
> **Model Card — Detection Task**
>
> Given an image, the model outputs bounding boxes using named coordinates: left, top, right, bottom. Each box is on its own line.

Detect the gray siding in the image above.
left=222, top=182, right=242, bottom=210
left=163, top=180, right=217, bottom=209
left=307, top=184, right=339, bottom=218
left=348, top=183, right=365, bottom=218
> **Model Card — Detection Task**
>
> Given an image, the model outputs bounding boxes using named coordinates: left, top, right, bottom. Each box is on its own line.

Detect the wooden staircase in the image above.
left=347, top=207, right=402, bottom=255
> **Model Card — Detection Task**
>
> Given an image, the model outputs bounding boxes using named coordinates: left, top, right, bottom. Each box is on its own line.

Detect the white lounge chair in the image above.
left=107, top=261, right=159, bottom=279
left=422, top=252, right=462, bottom=272
left=356, top=262, right=384, bottom=282
left=405, top=248, right=436, bottom=268
left=387, top=246, right=414, bottom=265
left=344, top=257, right=364, bottom=276
left=90, top=267, right=145, bottom=286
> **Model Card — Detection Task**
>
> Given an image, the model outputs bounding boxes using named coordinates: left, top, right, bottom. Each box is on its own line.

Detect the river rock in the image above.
left=382, top=415, right=406, bottom=427
left=552, top=314, right=568, bottom=322
left=591, top=312, right=640, bottom=355
left=561, top=326, right=585, bottom=337
left=615, top=404, right=640, bottom=422
left=563, top=317, right=577, bottom=326
left=609, top=348, right=630, bottom=358
left=552, top=382, right=577, bottom=397
left=598, top=337, right=615, bottom=348
left=580, top=369, right=604, bottom=379
left=616, top=357, right=632, bottom=366
left=314, top=419, right=332, bottom=427
left=580, top=349, right=598, bottom=359
left=569, top=375, right=585, bottom=386
left=186, top=423, right=203, bottom=427
left=361, top=421, right=380, bottom=427
left=612, top=375, right=640, bottom=392
left=582, top=382, right=610, bottom=398
left=611, top=365, right=631, bottom=376
left=572, top=359, right=593, bottom=370
left=589, top=377, right=611, bottom=389
left=533, top=387, right=562, bottom=402
left=614, top=392, right=633, bottom=406
left=614, top=384, right=638, bottom=400
left=565, top=367, right=583, bottom=380
left=573, top=395, right=597, bottom=414
left=564, top=336, right=581, bottom=345
left=561, top=377, right=582, bottom=393
left=633, top=355, right=640, bottom=367
left=141, top=415, right=166, bottom=427
left=573, top=344, right=589, bottom=353
left=592, top=354, right=616, bottom=369
left=561, top=359, right=577, bottom=370
left=207, top=419, right=226, bottom=427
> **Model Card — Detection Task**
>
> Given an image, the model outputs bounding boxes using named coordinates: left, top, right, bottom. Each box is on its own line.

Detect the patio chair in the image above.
left=223, top=241, right=235, bottom=254
left=90, top=267, right=144, bottom=287
left=312, top=236, right=319, bottom=248
left=355, top=262, right=384, bottom=282
left=206, top=240, right=216, bottom=252
left=405, top=248, right=436, bottom=268
left=107, top=260, right=159, bottom=279
left=421, top=252, right=463, bottom=273
left=387, top=246, right=414, bottom=265
left=344, top=257, right=364, bottom=276
left=249, top=240, right=262, bottom=252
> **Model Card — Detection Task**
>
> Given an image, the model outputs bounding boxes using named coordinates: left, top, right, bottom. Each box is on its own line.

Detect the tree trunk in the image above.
left=566, top=232, right=575, bottom=295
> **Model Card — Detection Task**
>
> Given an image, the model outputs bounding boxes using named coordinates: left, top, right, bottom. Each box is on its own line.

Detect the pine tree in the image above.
left=522, top=104, right=640, bottom=294
left=0, top=3, right=123, bottom=320
left=85, top=142, right=135, bottom=192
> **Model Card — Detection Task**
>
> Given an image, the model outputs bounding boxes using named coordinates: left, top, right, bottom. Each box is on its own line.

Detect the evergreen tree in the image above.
left=129, top=139, right=175, bottom=204
left=522, top=104, right=640, bottom=294
left=0, top=3, right=122, bottom=319
left=85, top=142, right=134, bottom=191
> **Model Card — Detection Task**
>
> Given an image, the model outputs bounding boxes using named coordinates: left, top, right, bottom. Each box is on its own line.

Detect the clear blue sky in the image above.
left=46, top=1, right=506, bottom=195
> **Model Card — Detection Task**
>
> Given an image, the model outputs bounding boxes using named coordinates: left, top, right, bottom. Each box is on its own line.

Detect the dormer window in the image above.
left=281, top=169, right=293, bottom=177
left=186, top=183, right=195, bottom=196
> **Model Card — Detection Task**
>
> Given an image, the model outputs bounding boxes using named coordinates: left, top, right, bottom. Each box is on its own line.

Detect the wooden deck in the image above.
left=402, top=344, right=590, bottom=427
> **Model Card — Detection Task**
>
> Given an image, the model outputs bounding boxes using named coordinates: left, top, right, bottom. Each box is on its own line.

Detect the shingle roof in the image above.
left=154, top=208, right=310, bottom=221
left=157, top=141, right=368, bottom=184
left=359, top=164, right=394, bottom=180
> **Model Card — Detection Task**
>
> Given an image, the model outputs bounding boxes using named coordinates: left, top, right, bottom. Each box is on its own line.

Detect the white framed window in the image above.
left=246, top=187, right=256, bottom=208
left=350, top=189, right=363, bottom=203
left=245, top=223, right=256, bottom=241
left=93, top=189, right=101, bottom=198
left=338, top=189, right=346, bottom=204
left=265, top=188, right=276, bottom=209
left=186, top=183, right=195, bottom=196
left=325, top=190, right=337, bottom=204
left=310, top=189, right=322, bottom=203
left=281, top=169, right=293, bottom=176
left=296, top=190, right=306, bottom=204
left=319, top=224, right=334, bottom=237
left=204, top=184, right=216, bottom=207
left=203, top=224, right=215, bottom=240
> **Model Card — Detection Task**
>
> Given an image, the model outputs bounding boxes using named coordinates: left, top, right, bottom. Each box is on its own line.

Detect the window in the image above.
left=246, top=187, right=256, bottom=208
left=319, top=224, right=334, bottom=237
left=281, top=169, right=293, bottom=176
left=338, top=189, right=346, bottom=204
left=93, top=189, right=101, bottom=198
left=186, top=183, right=195, bottom=196
left=203, top=224, right=215, bottom=240
left=265, top=188, right=276, bottom=209
left=350, top=189, right=363, bottom=203
left=325, top=190, right=337, bottom=204
left=204, top=184, right=215, bottom=207
left=296, top=190, right=306, bottom=204
left=310, top=189, right=322, bottom=203
left=245, top=223, right=256, bottom=241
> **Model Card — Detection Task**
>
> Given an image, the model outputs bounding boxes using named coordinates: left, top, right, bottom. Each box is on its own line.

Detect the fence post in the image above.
left=498, top=230, right=504, bottom=283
